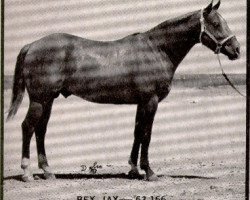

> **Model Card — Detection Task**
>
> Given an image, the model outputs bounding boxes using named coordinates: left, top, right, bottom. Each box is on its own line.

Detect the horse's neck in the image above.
left=147, top=11, right=200, bottom=67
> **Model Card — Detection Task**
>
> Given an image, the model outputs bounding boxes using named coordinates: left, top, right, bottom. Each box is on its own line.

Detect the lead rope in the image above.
left=216, top=53, right=246, bottom=97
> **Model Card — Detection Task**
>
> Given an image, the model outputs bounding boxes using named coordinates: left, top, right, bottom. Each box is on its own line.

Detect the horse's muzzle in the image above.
left=223, top=38, right=241, bottom=60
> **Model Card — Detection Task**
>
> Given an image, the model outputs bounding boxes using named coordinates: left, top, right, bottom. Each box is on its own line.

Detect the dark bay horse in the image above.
left=7, top=0, right=240, bottom=182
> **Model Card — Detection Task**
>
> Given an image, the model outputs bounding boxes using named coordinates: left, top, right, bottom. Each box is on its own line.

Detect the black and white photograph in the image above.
left=2, top=0, right=248, bottom=199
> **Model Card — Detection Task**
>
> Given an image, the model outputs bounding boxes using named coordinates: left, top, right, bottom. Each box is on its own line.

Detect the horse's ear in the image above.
left=213, top=0, right=221, bottom=10
left=204, top=0, right=213, bottom=15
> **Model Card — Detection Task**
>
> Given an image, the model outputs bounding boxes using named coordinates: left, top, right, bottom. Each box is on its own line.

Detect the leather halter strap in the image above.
left=199, top=9, right=235, bottom=54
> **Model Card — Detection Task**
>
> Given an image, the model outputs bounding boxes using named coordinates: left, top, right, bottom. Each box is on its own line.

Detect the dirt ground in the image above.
left=3, top=85, right=246, bottom=200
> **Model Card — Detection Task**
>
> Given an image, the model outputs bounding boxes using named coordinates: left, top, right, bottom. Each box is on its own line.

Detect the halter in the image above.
left=199, top=9, right=235, bottom=54
left=199, top=9, right=245, bottom=97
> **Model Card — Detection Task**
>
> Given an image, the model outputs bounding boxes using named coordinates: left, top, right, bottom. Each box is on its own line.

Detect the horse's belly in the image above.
left=83, top=88, right=138, bottom=104
left=67, top=77, right=137, bottom=104
left=68, top=68, right=173, bottom=104
left=75, top=81, right=170, bottom=104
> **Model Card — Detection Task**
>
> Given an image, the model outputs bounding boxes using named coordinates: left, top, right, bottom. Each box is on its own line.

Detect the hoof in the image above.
left=44, top=172, right=56, bottom=180
left=146, top=173, right=159, bottom=181
left=128, top=170, right=143, bottom=180
left=22, top=175, right=34, bottom=182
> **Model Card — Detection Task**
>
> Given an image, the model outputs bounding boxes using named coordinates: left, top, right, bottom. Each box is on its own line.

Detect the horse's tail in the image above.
left=6, top=44, right=30, bottom=121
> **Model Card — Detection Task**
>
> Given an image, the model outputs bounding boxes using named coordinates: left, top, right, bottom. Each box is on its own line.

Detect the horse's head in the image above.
left=200, top=0, right=240, bottom=60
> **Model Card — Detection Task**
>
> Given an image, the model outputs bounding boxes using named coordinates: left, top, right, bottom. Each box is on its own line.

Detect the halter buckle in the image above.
left=214, top=44, right=222, bottom=54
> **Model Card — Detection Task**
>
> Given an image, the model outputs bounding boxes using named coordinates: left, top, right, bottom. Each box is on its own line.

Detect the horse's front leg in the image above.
left=139, top=95, right=159, bottom=181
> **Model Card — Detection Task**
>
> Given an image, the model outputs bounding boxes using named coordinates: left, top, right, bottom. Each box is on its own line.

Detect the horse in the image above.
left=7, top=0, right=240, bottom=182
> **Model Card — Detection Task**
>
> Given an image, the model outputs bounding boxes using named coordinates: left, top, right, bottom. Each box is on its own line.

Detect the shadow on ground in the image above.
left=4, top=173, right=217, bottom=182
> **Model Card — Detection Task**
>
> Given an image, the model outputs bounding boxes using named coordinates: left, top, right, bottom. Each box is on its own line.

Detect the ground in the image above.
left=3, top=85, right=246, bottom=200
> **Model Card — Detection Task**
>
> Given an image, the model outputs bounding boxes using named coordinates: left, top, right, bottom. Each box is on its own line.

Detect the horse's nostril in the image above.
left=236, top=47, right=240, bottom=54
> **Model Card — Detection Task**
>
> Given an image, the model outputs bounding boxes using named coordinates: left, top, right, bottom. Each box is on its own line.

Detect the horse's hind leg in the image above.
left=128, top=104, right=144, bottom=179
left=35, top=99, right=55, bottom=180
left=21, top=101, right=43, bottom=182
left=139, top=95, right=159, bottom=181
